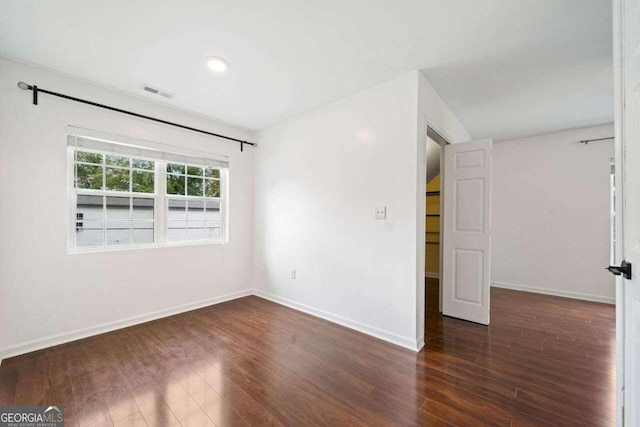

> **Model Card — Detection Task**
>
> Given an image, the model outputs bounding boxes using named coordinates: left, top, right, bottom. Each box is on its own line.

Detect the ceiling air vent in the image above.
left=141, top=84, right=175, bottom=99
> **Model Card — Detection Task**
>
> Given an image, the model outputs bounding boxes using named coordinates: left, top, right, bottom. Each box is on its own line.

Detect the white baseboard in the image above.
left=0, top=289, right=252, bottom=361
left=253, top=290, right=422, bottom=352
left=1, top=287, right=426, bottom=362
left=491, top=281, right=615, bottom=305
left=425, top=273, right=440, bottom=279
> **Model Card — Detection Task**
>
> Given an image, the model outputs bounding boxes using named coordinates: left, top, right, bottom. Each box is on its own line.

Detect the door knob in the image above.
left=606, top=260, right=632, bottom=280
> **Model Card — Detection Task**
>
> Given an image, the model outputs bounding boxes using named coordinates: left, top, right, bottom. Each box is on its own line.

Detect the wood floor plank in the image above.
left=153, top=378, right=216, bottom=427
left=13, top=360, right=45, bottom=405
left=112, top=411, right=147, bottom=427
left=0, top=368, right=18, bottom=405
left=130, top=383, right=181, bottom=427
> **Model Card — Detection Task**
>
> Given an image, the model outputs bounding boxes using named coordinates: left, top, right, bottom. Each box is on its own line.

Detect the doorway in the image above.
left=425, top=127, right=449, bottom=321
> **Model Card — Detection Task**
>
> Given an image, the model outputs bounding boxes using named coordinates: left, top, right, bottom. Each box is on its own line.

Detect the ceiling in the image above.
left=0, top=1, right=613, bottom=140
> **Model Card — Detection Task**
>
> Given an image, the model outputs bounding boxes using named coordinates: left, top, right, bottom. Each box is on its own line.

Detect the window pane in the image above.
left=167, top=220, right=187, bottom=241
left=75, top=194, right=104, bottom=247
left=187, top=221, right=205, bottom=240
left=106, top=167, right=130, bottom=191
left=205, top=221, right=221, bottom=239
left=79, top=219, right=104, bottom=230
left=205, top=168, right=220, bottom=178
left=106, top=155, right=130, bottom=167
left=168, top=199, right=186, bottom=220
left=106, top=220, right=131, bottom=245
left=106, top=196, right=131, bottom=219
left=132, top=170, right=154, bottom=193
left=132, top=198, right=154, bottom=220
left=133, top=220, right=154, bottom=244
left=167, top=163, right=185, bottom=174
left=205, top=200, right=220, bottom=220
left=167, top=174, right=185, bottom=195
left=132, top=159, right=154, bottom=170
left=77, top=151, right=103, bottom=164
left=187, top=200, right=205, bottom=220
left=76, top=164, right=103, bottom=190
left=204, top=179, right=220, bottom=197
left=187, top=177, right=203, bottom=196
left=76, top=225, right=104, bottom=247
left=77, top=195, right=104, bottom=220
left=187, top=165, right=203, bottom=176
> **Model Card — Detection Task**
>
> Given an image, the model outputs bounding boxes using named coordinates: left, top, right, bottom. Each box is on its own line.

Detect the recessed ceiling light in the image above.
left=206, top=56, right=229, bottom=74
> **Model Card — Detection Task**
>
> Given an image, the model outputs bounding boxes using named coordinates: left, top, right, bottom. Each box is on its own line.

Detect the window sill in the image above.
left=67, top=239, right=227, bottom=254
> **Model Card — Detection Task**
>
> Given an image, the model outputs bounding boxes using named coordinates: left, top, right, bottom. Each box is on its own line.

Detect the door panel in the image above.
left=453, top=249, right=484, bottom=303
left=455, top=179, right=485, bottom=232
left=442, top=139, right=492, bottom=325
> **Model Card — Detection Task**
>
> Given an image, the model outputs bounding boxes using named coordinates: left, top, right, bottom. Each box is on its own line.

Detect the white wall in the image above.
left=417, top=73, right=472, bottom=145
left=254, top=71, right=470, bottom=350
left=491, top=124, right=615, bottom=303
left=0, top=58, right=255, bottom=358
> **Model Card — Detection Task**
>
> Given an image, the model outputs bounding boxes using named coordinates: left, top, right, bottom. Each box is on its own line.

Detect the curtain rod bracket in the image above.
left=579, top=137, right=614, bottom=145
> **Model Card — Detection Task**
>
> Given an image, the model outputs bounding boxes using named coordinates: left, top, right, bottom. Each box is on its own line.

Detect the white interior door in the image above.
left=442, top=139, right=492, bottom=325
left=615, top=0, right=640, bottom=424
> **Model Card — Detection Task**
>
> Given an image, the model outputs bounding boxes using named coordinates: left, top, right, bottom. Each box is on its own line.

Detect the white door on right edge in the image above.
left=442, top=139, right=492, bottom=325
left=616, top=0, right=640, bottom=424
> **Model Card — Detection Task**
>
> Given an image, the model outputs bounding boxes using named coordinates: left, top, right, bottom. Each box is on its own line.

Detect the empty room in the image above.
left=1, top=1, right=639, bottom=426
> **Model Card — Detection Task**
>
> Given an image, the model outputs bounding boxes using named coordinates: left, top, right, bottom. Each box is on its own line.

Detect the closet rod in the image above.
left=17, top=81, right=255, bottom=152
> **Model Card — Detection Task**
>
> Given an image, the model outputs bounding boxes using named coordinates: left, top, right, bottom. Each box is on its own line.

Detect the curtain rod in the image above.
left=16, top=81, right=256, bottom=152
left=579, top=136, right=614, bottom=145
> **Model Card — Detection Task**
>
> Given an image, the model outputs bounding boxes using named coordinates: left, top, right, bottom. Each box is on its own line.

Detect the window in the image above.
left=69, top=136, right=227, bottom=252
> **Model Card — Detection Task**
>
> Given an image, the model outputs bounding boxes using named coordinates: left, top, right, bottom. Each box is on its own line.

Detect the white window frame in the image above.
left=67, top=146, right=228, bottom=253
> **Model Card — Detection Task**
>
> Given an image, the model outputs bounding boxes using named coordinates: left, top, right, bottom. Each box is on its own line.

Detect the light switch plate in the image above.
left=375, top=206, right=387, bottom=220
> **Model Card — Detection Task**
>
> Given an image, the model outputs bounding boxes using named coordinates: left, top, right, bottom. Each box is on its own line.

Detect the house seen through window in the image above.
left=70, top=138, right=227, bottom=251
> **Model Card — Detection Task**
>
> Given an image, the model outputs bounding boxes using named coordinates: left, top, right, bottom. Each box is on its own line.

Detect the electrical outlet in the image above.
left=375, top=206, right=387, bottom=220
left=290, top=269, right=296, bottom=279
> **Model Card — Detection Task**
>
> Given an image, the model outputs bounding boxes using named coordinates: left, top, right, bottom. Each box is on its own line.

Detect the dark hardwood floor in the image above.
left=0, top=280, right=615, bottom=426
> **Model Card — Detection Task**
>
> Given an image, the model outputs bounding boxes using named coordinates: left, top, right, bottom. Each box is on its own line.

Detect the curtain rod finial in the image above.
left=17, top=81, right=30, bottom=90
